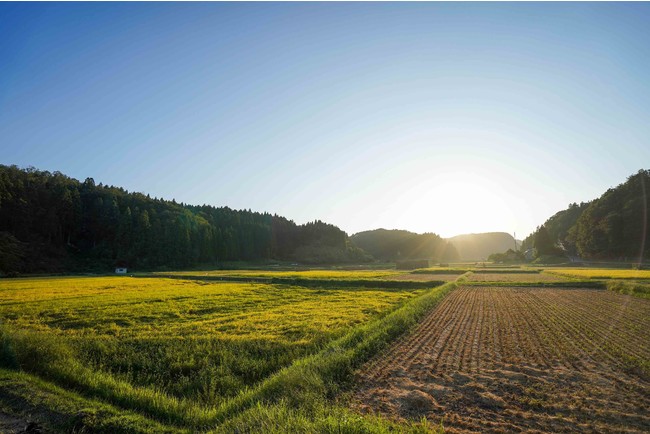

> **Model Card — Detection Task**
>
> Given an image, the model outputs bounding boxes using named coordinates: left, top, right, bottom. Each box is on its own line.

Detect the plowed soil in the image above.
left=353, top=286, right=650, bottom=433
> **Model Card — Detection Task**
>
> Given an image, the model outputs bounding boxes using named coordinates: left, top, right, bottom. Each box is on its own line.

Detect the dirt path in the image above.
left=353, top=286, right=650, bottom=433
left=0, top=411, right=44, bottom=433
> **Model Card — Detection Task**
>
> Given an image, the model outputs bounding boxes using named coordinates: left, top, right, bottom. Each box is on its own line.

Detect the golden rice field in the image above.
left=1, top=277, right=417, bottom=343
left=0, top=276, right=422, bottom=424
left=546, top=268, right=650, bottom=280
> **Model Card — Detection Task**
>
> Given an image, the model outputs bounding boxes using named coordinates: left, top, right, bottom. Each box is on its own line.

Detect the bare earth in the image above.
left=353, top=286, right=650, bottom=433
left=0, top=411, right=42, bottom=434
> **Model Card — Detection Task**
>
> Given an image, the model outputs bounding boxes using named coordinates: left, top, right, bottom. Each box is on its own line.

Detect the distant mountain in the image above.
left=350, top=229, right=459, bottom=263
left=446, top=232, right=519, bottom=261
left=522, top=169, right=650, bottom=261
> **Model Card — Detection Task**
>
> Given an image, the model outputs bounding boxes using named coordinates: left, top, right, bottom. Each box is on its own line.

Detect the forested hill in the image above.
left=350, top=229, right=460, bottom=263
left=0, top=165, right=370, bottom=274
left=446, top=232, right=519, bottom=261
left=521, top=169, right=650, bottom=261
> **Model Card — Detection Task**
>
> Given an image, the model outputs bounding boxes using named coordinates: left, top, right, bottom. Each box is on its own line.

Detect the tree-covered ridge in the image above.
left=0, top=165, right=369, bottom=273
left=520, top=202, right=591, bottom=255
left=446, top=232, right=519, bottom=261
left=523, top=169, right=650, bottom=261
left=350, top=228, right=459, bottom=263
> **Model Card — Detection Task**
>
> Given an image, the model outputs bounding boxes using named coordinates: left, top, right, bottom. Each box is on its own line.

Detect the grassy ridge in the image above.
left=606, top=280, right=650, bottom=299
left=0, top=368, right=175, bottom=433
left=464, top=280, right=602, bottom=288
left=412, top=268, right=540, bottom=275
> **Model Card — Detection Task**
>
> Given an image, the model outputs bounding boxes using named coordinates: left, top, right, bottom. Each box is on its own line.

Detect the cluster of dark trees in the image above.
left=350, top=229, right=459, bottom=263
left=521, top=170, right=650, bottom=261
left=0, top=165, right=370, bottom=274
left=487, top=249, right=525, bottom=264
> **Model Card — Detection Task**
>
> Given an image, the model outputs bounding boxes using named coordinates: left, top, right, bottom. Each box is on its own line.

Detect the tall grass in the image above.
left=0, top=368, right=177, bottom=433
left=606, top=280, right=650, bottom=299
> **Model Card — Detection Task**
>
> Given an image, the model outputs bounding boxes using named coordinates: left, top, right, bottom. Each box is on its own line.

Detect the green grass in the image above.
left=0, top=368, right=174, bottom=433
left=606, top=280, right=650, bottom=299
left=0, top=274, right=454, bottom=432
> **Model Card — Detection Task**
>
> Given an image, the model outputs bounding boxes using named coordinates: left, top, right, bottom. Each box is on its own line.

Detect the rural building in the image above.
left=115, top=267, right=128, bottom=274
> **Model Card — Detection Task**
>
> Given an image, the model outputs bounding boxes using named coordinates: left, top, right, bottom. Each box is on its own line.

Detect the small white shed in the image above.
left=115, top=267, right=128, bottom=274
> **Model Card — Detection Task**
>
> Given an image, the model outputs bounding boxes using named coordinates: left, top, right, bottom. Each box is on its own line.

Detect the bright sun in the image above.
left=393, top=171, right=517, bottom=238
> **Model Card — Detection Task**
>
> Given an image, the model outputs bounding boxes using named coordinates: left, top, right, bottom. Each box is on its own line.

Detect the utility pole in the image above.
left=514, top=232, right=517, bottom=251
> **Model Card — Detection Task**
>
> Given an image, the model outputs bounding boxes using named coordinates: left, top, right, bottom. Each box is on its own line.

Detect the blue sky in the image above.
left=1, top=3, right=649, bottom=238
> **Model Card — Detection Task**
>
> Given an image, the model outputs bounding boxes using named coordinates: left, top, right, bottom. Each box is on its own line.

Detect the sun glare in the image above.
left=418, top=172, right=515, bottom=237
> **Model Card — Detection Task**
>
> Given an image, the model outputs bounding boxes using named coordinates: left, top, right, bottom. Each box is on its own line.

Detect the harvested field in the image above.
left=353, top=286, right=650, bottom=433
left=468, top=272, right=570, bottom=282
left=382, top=273, right=461, bottom=282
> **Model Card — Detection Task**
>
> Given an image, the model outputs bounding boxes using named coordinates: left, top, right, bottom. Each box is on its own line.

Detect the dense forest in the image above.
left=0, top=165, right=370, bottom=274
left=350, top=229, right=459, bottom=263
left=522, top=170, right=650, bottom=261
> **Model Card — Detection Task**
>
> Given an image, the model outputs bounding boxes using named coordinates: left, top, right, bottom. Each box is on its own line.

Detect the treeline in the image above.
left=350, top=229, right=459, bottom=263
left=522, top=169, right=650, bottom=261
left=0, top=165, right=369, bottom=274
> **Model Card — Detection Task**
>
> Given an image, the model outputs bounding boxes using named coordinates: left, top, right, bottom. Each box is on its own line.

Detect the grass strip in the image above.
left=210, top=400, right=442, bottom=434
left=0, top=368, right=178, bottom=433
left=412, top=269, right=540, bottom=275
left=464, top=280, right=603, bottom=288
left=606, top=280, right=650, bottom=299
left=0, top=326, right=223, bottom=427
left=411, top=269, right=468, bottom=275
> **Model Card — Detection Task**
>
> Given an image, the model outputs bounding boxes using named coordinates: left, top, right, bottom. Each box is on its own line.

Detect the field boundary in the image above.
left=142, top=274, right=445, bottom=289
left=464, top=280, right=604, bottom=288
left=413, top=269, right=541, bottom=275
